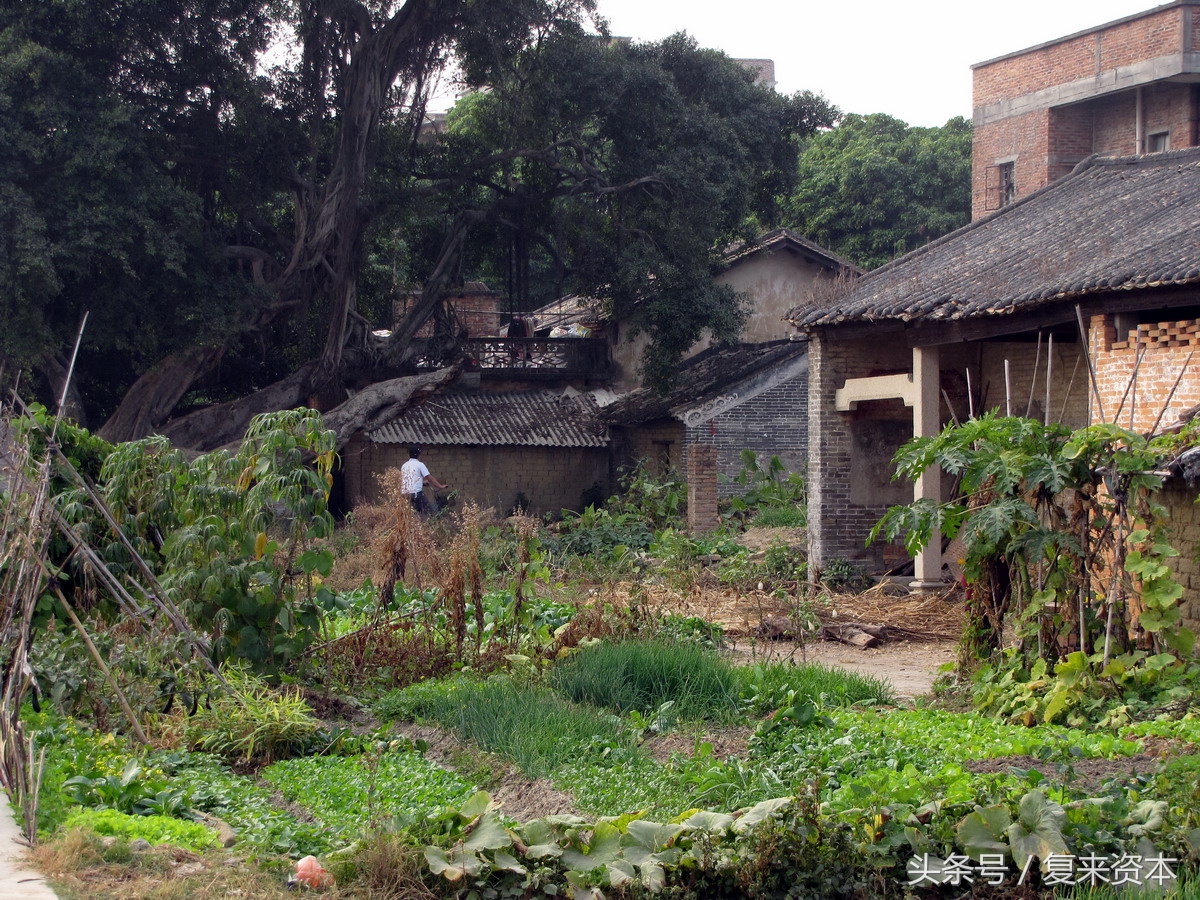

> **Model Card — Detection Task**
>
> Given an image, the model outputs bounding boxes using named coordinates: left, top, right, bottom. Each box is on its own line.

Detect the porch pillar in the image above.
left=912, top=345, right=943, bottom=588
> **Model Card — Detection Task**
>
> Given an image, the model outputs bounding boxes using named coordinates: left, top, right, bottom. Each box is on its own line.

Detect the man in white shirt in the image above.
left=399, top=445, right=448, bottom=515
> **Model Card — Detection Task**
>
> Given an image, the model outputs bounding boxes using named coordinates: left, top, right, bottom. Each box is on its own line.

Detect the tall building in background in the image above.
left=971, top=0, right=1200, bottom=219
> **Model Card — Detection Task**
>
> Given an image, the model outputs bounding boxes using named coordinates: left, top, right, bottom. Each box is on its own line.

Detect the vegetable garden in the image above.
left=3, top=398, right=1200, bottom=900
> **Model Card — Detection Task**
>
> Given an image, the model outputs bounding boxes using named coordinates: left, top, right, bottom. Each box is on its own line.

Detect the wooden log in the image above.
left=820, top=624, right=880, bottom=648
left=754, top=615, right=799, bottom=640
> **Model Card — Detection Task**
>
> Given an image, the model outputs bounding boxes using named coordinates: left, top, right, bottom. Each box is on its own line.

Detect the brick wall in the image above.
left=972, top=108, right=1049, bottom=217
left=685, top=372, right=808, bottom=498
left=971, top=4, right=1199, bottom=219
left=687, top=444, right=719, bottom=534
left=973, top=7, right=1187, bottom=105
left=975, top=339, right=1089, bottom=427
left=619, top=422, right=686, bottom=477
left=1160, top=478, right=1200, bottom=637
left=343, top=436, right=611, bottom=516
left=393, top=284, right=503, bottom=338
left=807, top=335, right=912, bottom=573
left=1090, top=313, right=1200, bottom=433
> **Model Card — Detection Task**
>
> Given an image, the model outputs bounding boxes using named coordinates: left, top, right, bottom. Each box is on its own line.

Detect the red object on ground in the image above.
left=295, top=855, right=333, bottom=889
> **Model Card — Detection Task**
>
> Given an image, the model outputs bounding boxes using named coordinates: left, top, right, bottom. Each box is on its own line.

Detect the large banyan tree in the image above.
left=0, top=0, right=836, bottom=449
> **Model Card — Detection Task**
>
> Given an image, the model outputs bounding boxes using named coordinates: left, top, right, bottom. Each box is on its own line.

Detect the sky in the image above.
left=591, top=0, right=1153, bottom=127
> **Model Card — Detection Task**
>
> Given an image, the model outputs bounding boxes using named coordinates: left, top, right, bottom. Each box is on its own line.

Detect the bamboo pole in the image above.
left=1075, top=305, right=1105, bottom=423
left=1044, top=334, right=1053, bottom=426
left=1004, top=359, right=1012, bottom=417
left=1025, top=331, right=1043, bottom=418
left=54, top=587, right=149, bottom=745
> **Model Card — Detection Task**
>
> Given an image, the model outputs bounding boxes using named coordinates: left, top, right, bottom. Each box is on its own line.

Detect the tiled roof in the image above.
left=602, top=340, right=807, bottom=425
left=721, top=227, right=861, bottom=273
left=786, top=149, right=1200, bottom=329
left=369, top=390, right=608, bottom=448
left=520, top=230, right=853, bottom=333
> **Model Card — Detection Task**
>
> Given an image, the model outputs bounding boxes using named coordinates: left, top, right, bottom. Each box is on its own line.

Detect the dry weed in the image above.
left=330, top=832, right=436, bottom=900
left=375, top=469, right=443, bottom=602
left=33, top=831, right=299, bottom=900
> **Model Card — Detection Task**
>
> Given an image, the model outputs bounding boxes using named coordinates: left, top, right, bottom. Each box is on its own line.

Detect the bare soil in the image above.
left=725, top=636, right=958, bottom=699
left=391, top=723, right=580, bottom=822
left=962, top=754, right=1164, bottom=795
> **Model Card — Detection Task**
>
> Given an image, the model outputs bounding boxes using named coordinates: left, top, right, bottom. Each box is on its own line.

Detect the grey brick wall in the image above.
left=685, top=373, right=808, bottom=498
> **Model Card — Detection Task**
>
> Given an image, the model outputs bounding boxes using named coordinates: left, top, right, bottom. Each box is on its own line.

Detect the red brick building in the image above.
left=972, top=0, right=1200, bottom=219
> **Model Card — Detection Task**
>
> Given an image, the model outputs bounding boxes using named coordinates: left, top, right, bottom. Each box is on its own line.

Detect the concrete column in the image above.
left=912, top=345, right=943, bottom=588
left=687, top=443, right=719, bottom=535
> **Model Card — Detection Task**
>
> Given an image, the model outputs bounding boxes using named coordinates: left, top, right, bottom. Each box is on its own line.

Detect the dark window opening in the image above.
left=998, top=162, right=1017, bottom=207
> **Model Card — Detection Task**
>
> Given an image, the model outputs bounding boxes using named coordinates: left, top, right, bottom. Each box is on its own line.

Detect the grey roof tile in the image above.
left=787, top=149, right=1200, bottom=329
left=602, top=340, right=808, bottom=425
left=369, top=390, right=608, bottom=448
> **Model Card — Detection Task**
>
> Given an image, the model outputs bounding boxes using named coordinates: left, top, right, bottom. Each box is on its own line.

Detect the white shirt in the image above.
left=400, top=458, right=430, bottom=495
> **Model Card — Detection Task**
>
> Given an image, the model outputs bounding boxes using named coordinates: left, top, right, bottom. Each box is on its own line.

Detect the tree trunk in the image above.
left=155, top=363, right=320, bottom=452
left=96, top=0, right=458, bottom=445
left=321, top=363, right=463, bottom=446
left=98, top=346, right=225, bottom=444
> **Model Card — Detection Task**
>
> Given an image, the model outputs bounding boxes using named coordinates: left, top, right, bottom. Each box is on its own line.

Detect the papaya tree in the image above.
left=871, top=413, right=1196, bottom=702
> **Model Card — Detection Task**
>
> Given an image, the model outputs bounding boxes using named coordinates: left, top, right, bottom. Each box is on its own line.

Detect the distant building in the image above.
left=737, top=58, right=776, bottom=89
left=971, top=0, right=1200, bottom=219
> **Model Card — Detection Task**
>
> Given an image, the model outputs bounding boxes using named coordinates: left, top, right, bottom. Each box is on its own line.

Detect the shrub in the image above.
left=736, top=661, right=896, bottom=715
left=381, top=675, right=640, bottom=778
left=721, top=451, right=806, bottom=525
left=186, top=667, right=320, bottom=765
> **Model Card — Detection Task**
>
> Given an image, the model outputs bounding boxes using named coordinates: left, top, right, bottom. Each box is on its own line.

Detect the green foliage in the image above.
left=63, top=758, right=190, bottom=819
left=10, top=403, right=113, bottom=484
left=28, top=711, right=155, bottom=836
left=379, top=675, right=643, bottom=779
left=0, top=0, right=285, bottom=416
left=186, top=666, right=320, bottom=765
left=62, top=808, right=217, bottom=852
left=546, top=465, right=688, bottom=571
left=263, top=747, right=477, bottom=842
left=721, top=450, right=807, bottom=526
left=736, top=661, right=896, bottom=715
left=412, top=790, right=870, bottom=898
left=786, top=112, right=972, bottom=269
left=546, top=504, right=654, bottom=569
left=818, top=557, right=873, bottom=593
left=164, top=751, right=333, bottom=855
left=973, top=649, right=1200, bottom=727
left=549, top=638, right=741, bottom=722
left=90, top=408, right=338, bottom=670
left=872, top=412, right=1196, bottom=701
left=610, top=465, right=689, bottom=531
left=442, top=33, right=837, bottom=392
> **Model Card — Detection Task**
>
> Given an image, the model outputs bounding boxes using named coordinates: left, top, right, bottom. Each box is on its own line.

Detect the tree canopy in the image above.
left=784, top=113, right=971, bottom=270
left=1, top=0, right=836, bottom=446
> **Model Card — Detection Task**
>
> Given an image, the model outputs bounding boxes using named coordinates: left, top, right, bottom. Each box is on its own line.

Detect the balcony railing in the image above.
left=416, top=337, right=609, bottom=377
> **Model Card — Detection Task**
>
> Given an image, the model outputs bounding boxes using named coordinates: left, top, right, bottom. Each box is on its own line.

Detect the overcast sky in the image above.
left=592, top=0, right=1152, bottom=127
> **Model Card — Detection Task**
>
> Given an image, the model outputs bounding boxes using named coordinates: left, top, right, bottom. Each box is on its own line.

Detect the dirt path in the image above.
left=724, top=636, right=958, bottom=699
